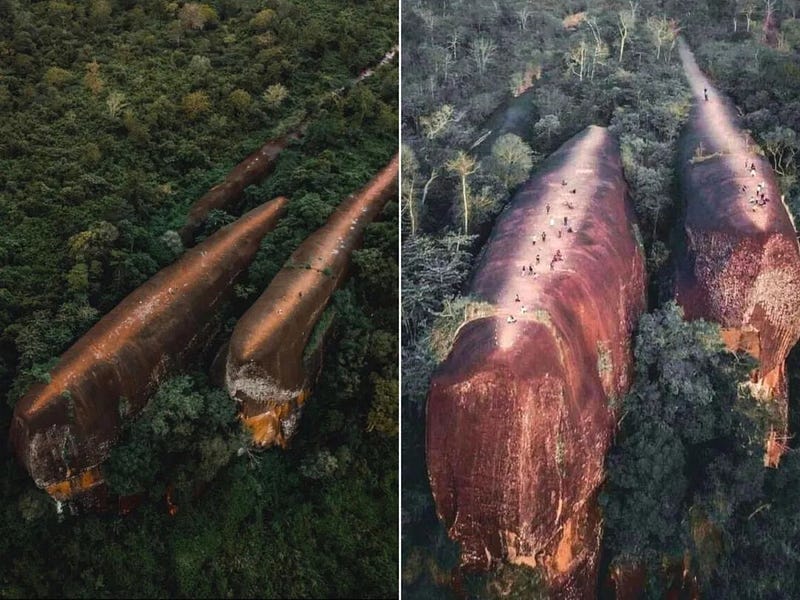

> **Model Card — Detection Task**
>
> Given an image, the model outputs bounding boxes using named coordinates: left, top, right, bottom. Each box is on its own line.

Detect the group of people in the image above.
left=744, top=161, right=771, bottom=210
left=508, top=179, right=578, bottom=324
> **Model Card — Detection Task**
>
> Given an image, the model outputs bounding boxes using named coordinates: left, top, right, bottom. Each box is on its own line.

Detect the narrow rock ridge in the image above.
left=225, top=155, right=399, bottom=448
left=675, top=39, right=800, bottom=466
left=10, top=197, right=288, bottom=505
left=426, top=126, right=646, bottom=598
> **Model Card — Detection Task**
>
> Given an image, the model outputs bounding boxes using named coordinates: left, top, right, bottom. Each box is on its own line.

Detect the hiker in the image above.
left=542, top=232, right=546, bottom=242
left=550, top=260, right=555, bottom=271
left=507, top=315, right=516, bottom=323
left=521, top=305, right=527, bottom=314
left=751, top=166, right=757, bottom=177
left=563, top=216, right=568, bottom=226
left=546, top=203, right=551, bottom=214
left=522, top=265, right=527, bottom=275
left=536, top=254, right=540, bottom=264
left=567, top=226, right=574, bottom=233
left=532, top=239, right=536, bottom=246
left=515, top=294, right=520, bottom=302
left=557, top=229, right=562, bottom=238
left=704, top=88, right=708, bottom=101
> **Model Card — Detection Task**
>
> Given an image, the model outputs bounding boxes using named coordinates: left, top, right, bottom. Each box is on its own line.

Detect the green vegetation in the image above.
left=401, top=0, right=800, bottom=598
left=0, top=0, right=397, bottom=596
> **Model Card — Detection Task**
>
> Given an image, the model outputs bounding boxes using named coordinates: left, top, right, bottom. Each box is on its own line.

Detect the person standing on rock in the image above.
left=546, top=203, right=551, bottom=214
left=704, top=87, right=709, bottom=101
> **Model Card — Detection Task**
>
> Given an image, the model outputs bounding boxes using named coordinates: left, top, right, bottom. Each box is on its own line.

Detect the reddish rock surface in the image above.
left=426, top=126, right=646, bottom=598
left=178, top=131, right=302, bottom=245
left=10, top=197, right=288, bottom=504
left=675, top=40, right=800, bottom=465
left=226, top=155, right=398, bottom=447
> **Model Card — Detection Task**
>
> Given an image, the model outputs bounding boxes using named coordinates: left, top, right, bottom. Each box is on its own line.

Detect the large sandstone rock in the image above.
left=225, top=155, right=398, bottom=447
left=675, top=41, right=800, bottom=466
left=10, top=197, right=288, bottom=506
left=179, top=131, right=302, bottom=245
left=426, top=126, right=646, bottom=598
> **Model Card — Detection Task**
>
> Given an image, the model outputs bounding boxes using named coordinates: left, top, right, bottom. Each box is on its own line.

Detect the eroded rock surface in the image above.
left=426, top=126, right=646, bottom=598
left=225, top=155, right=398, bottom=447
left=675, top=40, right=800, bottom=465
left=10, top=197, right=288, bottom=505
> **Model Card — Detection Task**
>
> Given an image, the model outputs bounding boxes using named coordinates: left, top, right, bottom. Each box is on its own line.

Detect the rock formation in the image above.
left=179, top=132, right=301, bottom=245
left=675, top=40, right=800, bottom=466
left=226, top=155, right=398, bottom=447
left=10, top=197, right=288, bottom=506
left=426, top=126, right=646, bottom=598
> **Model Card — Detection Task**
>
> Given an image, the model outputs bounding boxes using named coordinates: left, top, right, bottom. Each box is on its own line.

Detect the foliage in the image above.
left=0, top=0, right=398, bottom=596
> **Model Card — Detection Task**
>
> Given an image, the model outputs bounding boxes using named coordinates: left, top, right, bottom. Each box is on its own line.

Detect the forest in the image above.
left=0, top=0, right=397, bottom=597
left=401, top=0, right=800, bottom=598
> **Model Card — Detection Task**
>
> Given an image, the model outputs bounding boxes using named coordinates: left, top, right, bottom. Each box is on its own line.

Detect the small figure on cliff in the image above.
left=558, top=229, right=562, bottom=239
left=542, top=232, right=546, bottom=242
left=563, top=216, right=568, bottom=226
left=536, top=254, right=540, bottom=264
left=567, top=226, right=574, bottom=233
left=546, top=203, right=551, bottom=214
left=515, top=294, right=520, bottom=302
left=704, top=88, right=708, bottom=101
left=522, top=265, right=527, bottom=275
left=507, top=315, right=517, bottom=323
left=521, top=305, right=527, bottom=314
left=561, top=179, right=567, bottom=186
left=555, top=250, right=563, bottom=262
left=751, top=166, right=757, bottom=177
left=749, top=196, right=756, bottom=204
left=570, top=188, right=577, bottom=194
left=550, top=261, right=555, bottom=271
left=529, top=264, right=534, bottom=274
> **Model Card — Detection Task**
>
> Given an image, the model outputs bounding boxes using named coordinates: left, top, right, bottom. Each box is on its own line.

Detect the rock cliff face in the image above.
left=179, top=132, right=301, bottom=245
left=675, top=41, right=800, bottom=466
left=426, top=126, right=646, bottom=598
left=225, top=156, right=398, bottom=447
left=10, top=198, right=288, bottom=505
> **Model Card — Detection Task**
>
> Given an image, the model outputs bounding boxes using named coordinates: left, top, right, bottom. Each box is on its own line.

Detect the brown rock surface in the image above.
left=426, top=126, right=646, bottom=598
left=675, top=40, right=800, bottom=465
left=178, top=132, right=301, bottom=245
left=226, top=155, right=398, bottom=447
left=10, top=197, right=288, bottom=503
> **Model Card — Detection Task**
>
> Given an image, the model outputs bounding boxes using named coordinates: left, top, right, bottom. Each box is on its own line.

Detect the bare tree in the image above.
left=568, top=40, right=589, bottom=81
left=628, top=0, right=641, bottom=22
left=618, top=11, right=634, bottom=62
left=587, top=18, right=610, bottom=79
left=515, top=2, right=534, bottom=31
left=471, top=37, right=497, bottom=76
left=446, top=151, right=478, bottom=234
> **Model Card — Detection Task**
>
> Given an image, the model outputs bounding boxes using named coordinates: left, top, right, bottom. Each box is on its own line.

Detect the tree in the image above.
left=83, top=60, right=103, bottom=95
left=489, top=133, right=534, bottom=189
left=182, top=91, right=210, bottom=119
left=178, top=3, right=218, bottom=31
left=262, top=83, right=288, bottom=109
left=250, top=8, right=275, bottom=30
left=646, top=16, right=676, bottom=62
left=618, top=11, right=634, bottom=62
left=446, top=151, right=478, bottom=234
left=420, top=105, right=454, bottom=139
left=534, top=114, right=561, bottom=140
left=471, top=37, right=497, bottom=76
left=402, top=144, right=421, bottom=235
left=228, top=88, right=252, bottom=114
left=515, top=2, right=534, bottom=31
left=760, top=126, right=798, bottom=175
left=568, top=39, right=589, bottom=80
left=43, top=66, right=71, bottom=88
left=106, top=90, right=128, bottom=117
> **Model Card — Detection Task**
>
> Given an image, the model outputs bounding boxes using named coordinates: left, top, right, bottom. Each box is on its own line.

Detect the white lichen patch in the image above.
left=225, top=359, right=299, bottom=406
